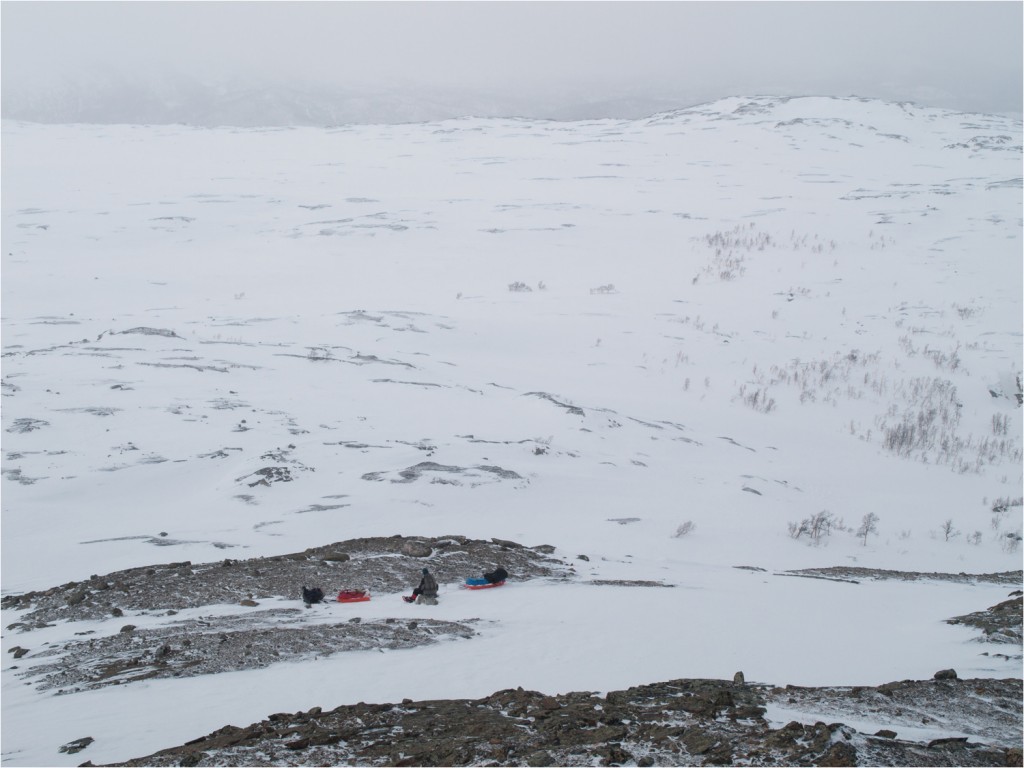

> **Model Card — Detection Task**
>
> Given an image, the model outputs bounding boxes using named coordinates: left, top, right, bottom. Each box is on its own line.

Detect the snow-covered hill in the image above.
left=1, top=96, right=1021, bottom=765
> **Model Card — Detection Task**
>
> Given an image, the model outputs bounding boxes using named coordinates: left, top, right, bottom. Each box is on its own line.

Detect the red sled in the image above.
left=337, top=590, right=370, bottom=603
left=464, top=580, right=506, bottom=590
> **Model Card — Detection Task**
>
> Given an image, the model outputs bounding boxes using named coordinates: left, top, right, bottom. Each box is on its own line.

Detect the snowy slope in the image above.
left=1, top=96, right=1021, bottom=765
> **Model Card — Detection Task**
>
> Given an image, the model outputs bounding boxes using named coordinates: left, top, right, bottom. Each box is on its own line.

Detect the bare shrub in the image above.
left=940, top=519, right=959, bottom=542
left=992, top=413, right=1010, bottom=436
left=737, top=385, right=777, bottom=413
left=856, top=512, right=879, bottom=546
left=789, top=511, right=835, bottom=545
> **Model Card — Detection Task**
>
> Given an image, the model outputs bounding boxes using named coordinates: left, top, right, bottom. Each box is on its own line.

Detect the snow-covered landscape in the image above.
left=2, top=95, right=1021, bottom=766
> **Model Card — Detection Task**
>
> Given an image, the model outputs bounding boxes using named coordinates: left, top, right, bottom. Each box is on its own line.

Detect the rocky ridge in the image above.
left=2, top=535, right=569, bottom=630
left=94, top=677, right=1022, bottom=767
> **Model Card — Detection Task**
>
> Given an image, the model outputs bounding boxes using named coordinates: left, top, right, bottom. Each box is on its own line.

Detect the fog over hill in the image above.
left=3, top=72, right=1021, bottom=127
left=3, top=1, right=1021, bottom=126
left=0, top=74, right=697, bottom=126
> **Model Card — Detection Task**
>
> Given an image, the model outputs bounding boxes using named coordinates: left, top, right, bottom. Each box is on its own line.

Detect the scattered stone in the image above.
left=119, top=625, right=136, bottom=634
left=682, top=727, right=718, bottom=754
left=59, top=737, right=94, bottom=754
left=491, top=538, right=523, bottom=549
left=934, top=668, right=958, bottom=680
left=817, top=741, right=857, bottom=766
left=928, top=736, right=969, bottom=748
left=874, top=729, right=897, bottom=739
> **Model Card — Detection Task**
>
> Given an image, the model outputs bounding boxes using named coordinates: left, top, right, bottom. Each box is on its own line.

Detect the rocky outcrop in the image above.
left=2, top=535, right=569, bottom=630
left=947, top=594, right=1023, bottom=644
left=101, top=677, right=1023, bottom=767
left=22, top=615, right=475, bottom=695
left=785, top=567, right=1023, bottom=585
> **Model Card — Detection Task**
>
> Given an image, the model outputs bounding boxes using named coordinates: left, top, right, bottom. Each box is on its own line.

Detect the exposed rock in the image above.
left=98, top=678, right=1022, bottom=767
left=2, top=535, right=568, bottom=628
left=3, top=536, right=569, bottom=698
left=490, top=538, right=523, bottom=549
left=786, top=567, right=1022, bottom=585
left=934, top=668, right=958, bottom=680
left=682, top=727, right=718, bottom=754
left=400, top=540, right=432, bottom=558
left=21, top=616, right=475, bottom=695
left=59, top=737, right=94, bottom=754
left=818, top=741, right=858, bottom=766
left=947, top=595, right=1023, bottom=644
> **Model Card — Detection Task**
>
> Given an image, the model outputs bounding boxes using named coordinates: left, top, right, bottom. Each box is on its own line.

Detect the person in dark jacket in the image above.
left=483, top=567, right=508, bottom=584
left=405, top=568, right=439, bottom=604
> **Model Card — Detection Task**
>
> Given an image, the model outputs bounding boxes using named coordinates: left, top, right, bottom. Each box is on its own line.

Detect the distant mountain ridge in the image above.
left=0, top=74, right=700, bottom=126
left=8, top=69, right=1021, bottom=128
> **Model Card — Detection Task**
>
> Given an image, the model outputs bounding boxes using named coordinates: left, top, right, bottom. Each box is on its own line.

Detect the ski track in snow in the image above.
left=1, top=95, right=1022, bottom=766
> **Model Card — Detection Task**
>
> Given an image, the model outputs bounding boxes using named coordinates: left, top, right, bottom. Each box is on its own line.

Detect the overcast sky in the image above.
left=2, top=1, right=1022, bottom=121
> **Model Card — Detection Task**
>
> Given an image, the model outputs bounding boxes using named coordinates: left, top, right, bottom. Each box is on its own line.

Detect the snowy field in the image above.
left=1, top=95, right=1022, bottom=765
